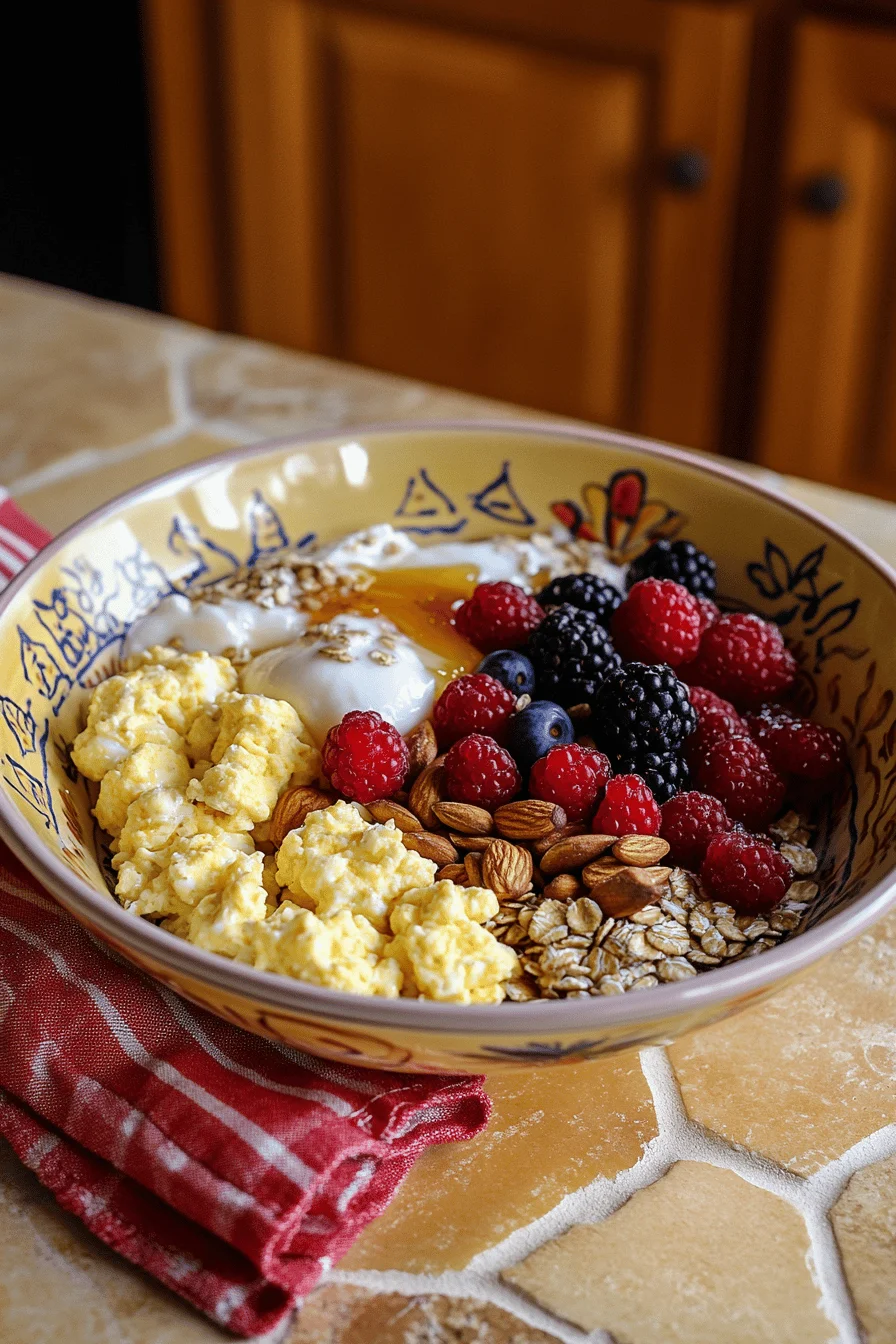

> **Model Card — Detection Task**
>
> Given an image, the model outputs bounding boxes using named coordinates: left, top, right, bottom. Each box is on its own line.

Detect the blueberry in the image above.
left=506, top=700, right=574, bottom=772
left=476, top=649, right=536, bottom=697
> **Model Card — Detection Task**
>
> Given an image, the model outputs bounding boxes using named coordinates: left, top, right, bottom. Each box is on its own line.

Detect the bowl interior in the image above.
left=0, top=424, right=893, bottom=985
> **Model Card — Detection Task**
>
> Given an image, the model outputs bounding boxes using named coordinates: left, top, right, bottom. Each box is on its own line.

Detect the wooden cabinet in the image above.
left=145, top=0, right=751, bottom=452
left=756, top=17, right=896, bottom=498
left=142, top=0, right=896, bottom=492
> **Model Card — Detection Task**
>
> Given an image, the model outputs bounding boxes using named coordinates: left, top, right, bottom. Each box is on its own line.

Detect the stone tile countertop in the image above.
left=2, top=276, right=896, bottom=1344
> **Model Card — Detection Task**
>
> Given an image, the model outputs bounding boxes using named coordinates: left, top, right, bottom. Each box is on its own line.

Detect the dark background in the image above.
left=2, top=5, right=159, bottom=310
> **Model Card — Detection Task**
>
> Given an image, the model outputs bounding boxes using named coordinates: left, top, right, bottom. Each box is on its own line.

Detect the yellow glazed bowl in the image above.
left=1, top=421, right=895, bottom=1073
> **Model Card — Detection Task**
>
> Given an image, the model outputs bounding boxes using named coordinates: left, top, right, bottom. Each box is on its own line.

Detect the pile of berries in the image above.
left=320, top=536, right=848, bottom=919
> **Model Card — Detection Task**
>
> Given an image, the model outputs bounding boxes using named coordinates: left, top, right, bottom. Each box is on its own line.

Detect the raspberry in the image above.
left=745, top=707, right=848, bottom=784
left=442, top=733, right=522, bottom=809
left=696, top=733, right=786, bottom=830
left=660, top=791, right=731, bottom=869
left=626, top=538, right=717, bottom=599
left=454, top=582, right=544, bottom=652
left=322, top=710, right=409, bottom=804
left=686, top=685, right=746, bottom=770
left=611, top=578, right=703, bottom=666
left=529, top=742, right=612, bottom=822
left=592, top=774, right=660, bottom=836
left=433, top=673, right=516, bottom=747
left=682, top=612, right=797, bottom=708
left=697, top=597, right=721, bottom=632
left=700, top=831, right=793, bottom=914
left=527, top=604, right=622, bottom=708
left=536, top=572, right=622, bottom=626
left=594, top=662, right=697, bottom=758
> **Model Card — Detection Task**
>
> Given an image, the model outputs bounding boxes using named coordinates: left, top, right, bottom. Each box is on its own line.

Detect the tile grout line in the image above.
left=330, top=1044, right=890, bottom=1342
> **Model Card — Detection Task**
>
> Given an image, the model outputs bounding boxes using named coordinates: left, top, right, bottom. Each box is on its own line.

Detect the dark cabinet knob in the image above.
left=801, top=173, right=849, bottom=216
left=664, top=148, right=710, bottom=192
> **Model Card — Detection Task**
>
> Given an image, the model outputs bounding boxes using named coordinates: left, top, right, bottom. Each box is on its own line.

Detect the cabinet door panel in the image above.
left=330, top=15, right=643, bottom=424
left=216, top=0, right=751, bottom=450
left=757, top=20, right=896, bottom=497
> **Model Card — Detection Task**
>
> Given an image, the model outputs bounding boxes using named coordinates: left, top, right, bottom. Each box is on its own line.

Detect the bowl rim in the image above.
left=2, top=416, right=896, bottom=1037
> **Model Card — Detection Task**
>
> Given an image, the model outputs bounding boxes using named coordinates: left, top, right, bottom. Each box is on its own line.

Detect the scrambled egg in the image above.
left=276, top=799, right=435, bottom=931
left=76, top=646, right=519, bottom=1002
left=186, top=691, right=320, bottom=827
left=252, top=903, right=403, bottom=997
left=387, top=881, right=519, bottom=1004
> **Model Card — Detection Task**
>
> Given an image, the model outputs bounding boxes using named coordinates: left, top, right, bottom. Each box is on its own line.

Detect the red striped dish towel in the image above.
left=0, top=493, right=490, bottom=1336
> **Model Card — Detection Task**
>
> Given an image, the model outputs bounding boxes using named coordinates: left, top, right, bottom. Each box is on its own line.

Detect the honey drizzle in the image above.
left=313, top=565, right=482, bottom=686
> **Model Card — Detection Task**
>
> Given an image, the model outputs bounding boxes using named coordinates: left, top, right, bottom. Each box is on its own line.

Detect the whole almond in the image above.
left=532, top=822, right=586, bottom=857
left=494, top=798, right=566, bottom=840
left=481, top=839, right=533, bottom=898
left=269, top=786, right=337, bottom=848
left=449, top=832, right=495, bottom=852
left=612, top=834, right=671, bottom=867
left=437, top=863, right=469, bottom=884
left=401, top=830, right=458, bottom=866
left=539, top=833, right=617, bottom=877
left=433, top=801, right=493, bottom=835
left=408, top=758, right=446, bottom=829
left=367, top=799, right=423, bottom=832
left=589, top=866, right=672, bottom=917
left=464, top=851, right=483, bottom=886
left=543, top=873, right=586, bottom=902
left=405, top=719, right=438, bottom=780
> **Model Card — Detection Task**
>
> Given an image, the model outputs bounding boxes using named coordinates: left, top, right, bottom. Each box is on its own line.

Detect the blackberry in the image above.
left=536, top=572, right=622, bottom=626
left=593, top=662, right=697, bottom=760
left=626, top=539, right=717, bottom=600
left=527, top=603, right=622, bottom=710
left=612, top=750, right=688, bottom=804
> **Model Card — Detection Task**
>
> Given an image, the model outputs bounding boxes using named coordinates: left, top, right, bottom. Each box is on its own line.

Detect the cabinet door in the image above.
left=756, top=19, right=896, bottom=497
left=217, top=0, right=751, bottom=449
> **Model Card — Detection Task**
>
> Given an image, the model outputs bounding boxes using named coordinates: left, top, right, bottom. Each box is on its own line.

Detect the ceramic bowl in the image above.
left=1, top=421, right=895, bottom=1072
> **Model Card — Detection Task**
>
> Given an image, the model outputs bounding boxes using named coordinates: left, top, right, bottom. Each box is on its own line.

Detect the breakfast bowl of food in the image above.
left=0, top=420, right=893, bottom=1072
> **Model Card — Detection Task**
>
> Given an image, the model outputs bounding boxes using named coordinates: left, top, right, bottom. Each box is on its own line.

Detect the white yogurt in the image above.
left=123, top=594, right=308, bottom=660
left=241, top=614, right=437, bottom=744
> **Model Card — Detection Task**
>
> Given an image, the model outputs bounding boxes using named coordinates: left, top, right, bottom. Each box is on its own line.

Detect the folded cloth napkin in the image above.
left=0, top=494, right=490, bottom=1336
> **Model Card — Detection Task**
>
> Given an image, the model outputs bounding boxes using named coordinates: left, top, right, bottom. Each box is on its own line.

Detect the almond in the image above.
left=612, top=834, right=671, bottom=867
left=531, top=821, right=586, bottom=857
left=539, top=832, right=617, bottom=876
left=589, top=866, right=672, bottom=917
left=269, top=786, right=337, bottom=848
left=494, top=798, right=566, bottom=840
left=449, top=832, right=495, bottom=852
left=481, top=839, right=533, bottom=898
left=464, top=851, right=483, bottom=886
left=367, top=799, right=423, bottom=832
left=408, top=758, right=446, bottom=829
left=401, top=830, right=458, bottom=866
left=437, top=862, right=468, bottom=884
left=582, top=858, right=629, bottom=886
left=432, top=801, right=493, bottom=835
left=543, top=873, right=586, bottom=902
left=405, top=719, right=438, bottom=779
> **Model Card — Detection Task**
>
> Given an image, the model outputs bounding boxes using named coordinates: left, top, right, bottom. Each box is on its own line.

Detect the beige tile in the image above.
left=502, top=1161, right=834, bottom=1343
left=13, top=430, right=237, bottom=533
left=0, top=279, right=182, bottom=483
left=342, top=1058, right=656, bottom=1274
left=831, top=1153, right=896, bottom=1344
left=669, top=910, right=896, bottom=1175
left=0, top=1138, right=230, bottom=1343
left=289, top=1284, right=560, bottom=1343
left=189, top=334, right=521, bottom=439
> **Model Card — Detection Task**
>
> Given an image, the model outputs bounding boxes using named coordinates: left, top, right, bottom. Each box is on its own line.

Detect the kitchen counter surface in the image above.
left=2, top=276, right=895, bottom=1344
